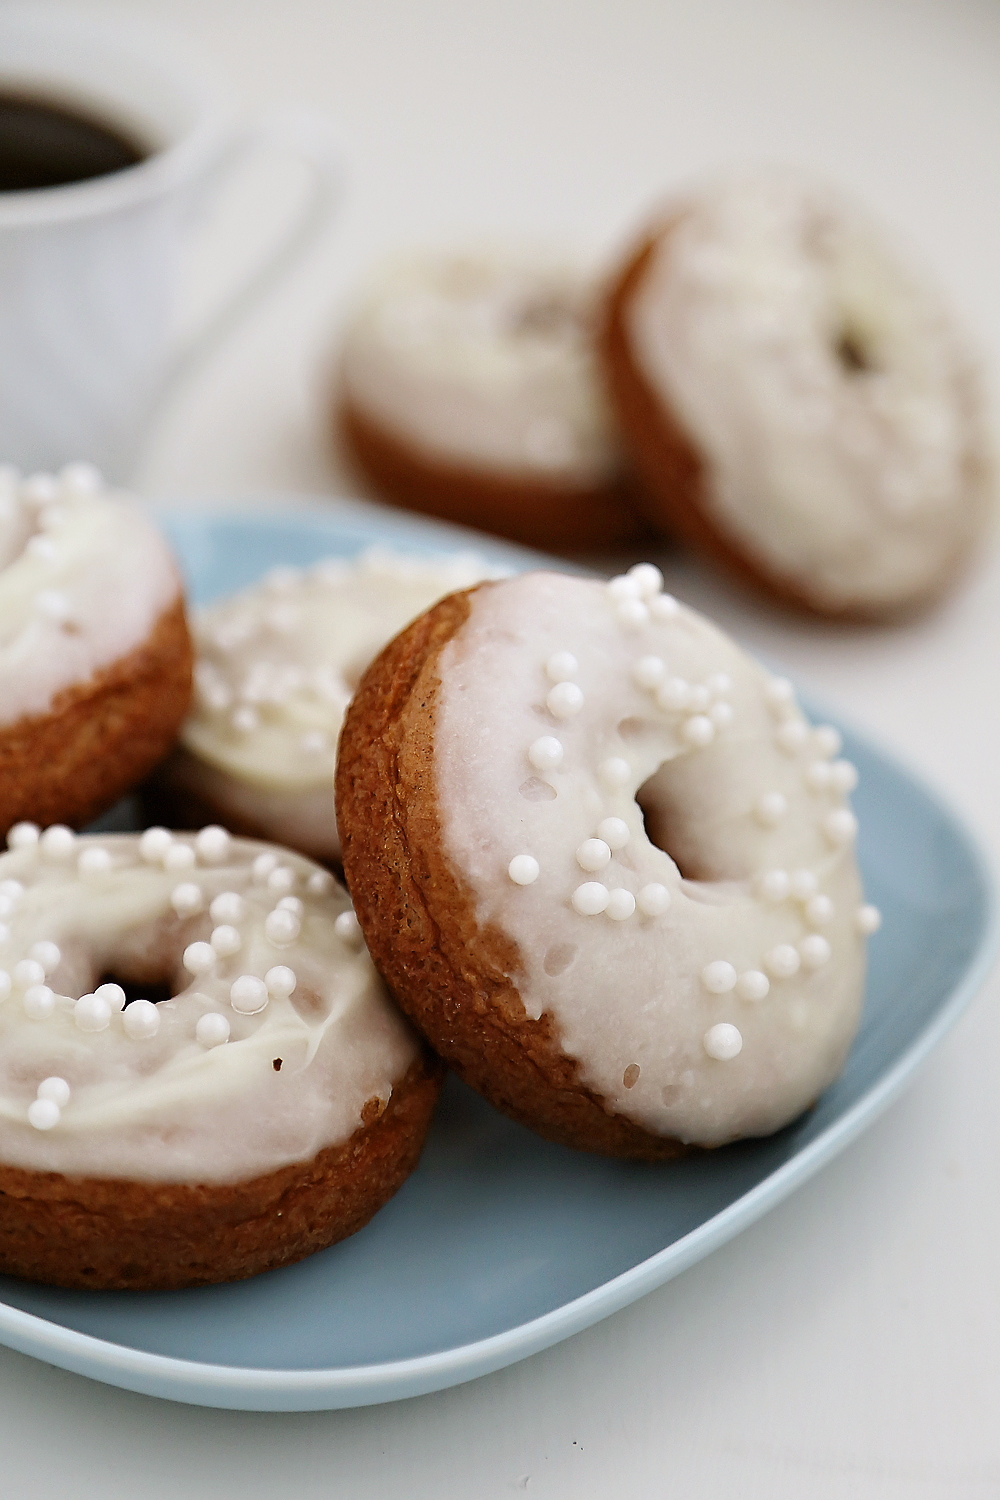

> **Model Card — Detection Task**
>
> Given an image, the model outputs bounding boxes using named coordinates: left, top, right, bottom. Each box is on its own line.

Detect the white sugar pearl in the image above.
left=123, top=999, right=161, bottom=1038
left=95, top=983, right=126, bottom=1011
left=195, top=826, right=231, bottom=863
left=576, top=839, right=611, bottom=872
left=59, top=461, right=102, bottom=494
left=704, top=1023, right=743, bottom=1061
left=597, top=818, right=630, bottom=851
left=737, top=970, right=770, bottom=1001
left=776, top=720, right=809, bottom=754
left=572, top=883, right=610, bottom=916
left=682, top=714, right=715, bottom=748
left=607, top=574, right=641, bottom=602
left=800, top=934, right=832, bottom=970
left=334, top=910, right=363, bottom=946
left=856, top=904, right=882, bottom=935
left=655, top=677, right=691, bottom=712
left=265, top=965, right=297, bottom=998
left=210, top=891, right=245, bottom=924
left=637, top=883, right=671, bottom=916
left=508, top=855, right=540, bottom=886
left=823, top=809, right=858, bottom=846
left=164, top=843, right=196, bottom=872
left=196, top=1012, right=230, bottom=1047
left=805, top=761, right=833, bottom=792
left=28, top=1098, right=60, bottom=1130
left=211, top=924, right=242, bottom=957
left=702, top=961, right=737, bottom=994
left=765, top=944, right=801, bottom=979
left=35, top=587, right=68, bottom=620
left=755, top=792, right=787, bottom=827
left=29, top=941, right=60, bottom=975
left=805, top=894, right=835, bottom=927
left=709, top=701, right=733, bottom=728
left=252, top=851, right=279, bottom=882
left=545, top=651, right=578, bottom=683
left=22, top=473, right=59, bottom=504
left=7, top=822, right=39, bottom=849
left=528, top=736, right=564, bottom=771
left=649, top=593, right=679, bottom=620
left=233, top=706, right=259, bottom=733
left=688, top=685, right=711, bottom=712
left=606, top=889, right=636, bottom=920
left=171, top=883, right=203, bottom=916
left=307, top=869, right=334, bottom=896
left=265, top=909, right=300, bottom=945
left=599, top=757, right=631, bottom=788
left=300, top=731, right=328, bottom=754
left=617, top=598, right=649, bottom=628
left=39, top=824, right=75, bottom=860
left=14, top=959, right=46, bottom=987
left=547, top=681, right=584, bottom=718
left=183, top=941, right=215, bottom=975
left=267, top=865, right=296, bottom=895
left=74, top=992, right=111, bottom=1031
left=230, top=975, right=268, bottom=1015
left=0, top=971, right=10, bottom=1001
left=0, top=879, right=22, bottom=899
left=757, top=867, right=790, bottom=902
left=277, top=895, right=304, bottom=916
left=632, top=655, right=666, bottom=690
left=814, top=725, right=843, bottom=757
left=830, top=760, right=859, bottom=793
left=627, top=563, right=664, bottom=597
left=23, top=985, right=55, bottom=1019
left=140, top=827, right=173, bottom=863
left=78, top=846, right=112, bottom=877
left=790, top=869, right=818, bottom=900
left=37, top=1076, right=70, bottom=1107
left=707, top=673, right=733, bottom=698
left=764, top=677, right=795, bottom=712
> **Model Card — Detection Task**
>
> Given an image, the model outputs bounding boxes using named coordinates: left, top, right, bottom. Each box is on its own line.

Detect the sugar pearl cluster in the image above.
left=762, top=677, right=860, bottom=847
left=0, top=463, right=105, bottom=632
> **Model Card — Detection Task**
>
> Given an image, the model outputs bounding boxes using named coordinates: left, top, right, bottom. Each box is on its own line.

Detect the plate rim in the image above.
left=1, top=500, right=996, bottom=1411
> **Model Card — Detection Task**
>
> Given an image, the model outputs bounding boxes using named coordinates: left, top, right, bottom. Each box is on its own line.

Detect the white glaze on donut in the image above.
left=176, top=548, right=502, bottom=859
left=625, top=170, right=992, bottom=611
left=0, top=829, right=418, bottom=1182
left=341, top=253, right=621, bottom=484
left=434, top=569, right=871, bottom=1146
left=0, top=464, right=182, bottom=725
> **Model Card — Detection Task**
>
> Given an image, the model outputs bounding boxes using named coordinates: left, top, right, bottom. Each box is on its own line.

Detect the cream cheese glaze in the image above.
left=0, top=826, right=418, bottom=1182
left=175, top=547, right=502, bottom=859
left=0, top=463, right=182, bottom=725
left=434, top=568, right=876, bottom=1146
left=626, top=170, right=992, bottom=612
left=341, top=252, right=621, bottom=483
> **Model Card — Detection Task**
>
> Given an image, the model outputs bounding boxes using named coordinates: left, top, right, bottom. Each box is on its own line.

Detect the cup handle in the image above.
left=162, top=108, right=344, bottom=392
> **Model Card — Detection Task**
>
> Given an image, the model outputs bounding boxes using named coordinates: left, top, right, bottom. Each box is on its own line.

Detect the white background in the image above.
left=4, top=1, right=1000, bottom=1494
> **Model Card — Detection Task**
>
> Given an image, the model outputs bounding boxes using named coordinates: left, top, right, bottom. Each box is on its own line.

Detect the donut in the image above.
left=338, top=251, right=648, bottom=551
left=0, top=824, right=441, bottom=1289
left=0, top=463, right=193, bottom=833
left=337, top=566, right=881, bottom=1158
left=602, top=169, right=992, bottom=617
left=153, top=548, right=502, bottom=864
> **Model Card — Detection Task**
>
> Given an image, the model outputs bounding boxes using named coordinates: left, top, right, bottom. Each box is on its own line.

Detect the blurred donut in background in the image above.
left=602, top=168, right=994, bottom=618
left=337, top=251, right=650, bottom=552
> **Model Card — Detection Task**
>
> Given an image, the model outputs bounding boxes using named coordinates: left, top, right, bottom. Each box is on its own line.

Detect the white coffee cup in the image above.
left=0, top=6, right=342, bottom=480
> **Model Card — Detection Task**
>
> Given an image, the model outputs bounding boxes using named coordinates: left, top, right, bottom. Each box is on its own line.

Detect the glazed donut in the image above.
left=0, top=824, right=440, bottom=1289
left=603, top=169, right=992, bottom=617
left=0, top=463, right=193, bottom=833
left=338, top=251, right=647, bottom=551
left=154, top=548, right=501, bottom=863
left=337, top=566, right=881, bottom=1158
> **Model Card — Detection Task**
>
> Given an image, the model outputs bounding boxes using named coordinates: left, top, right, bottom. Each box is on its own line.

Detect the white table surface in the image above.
left=4, top=1, right=1000, bottom=1494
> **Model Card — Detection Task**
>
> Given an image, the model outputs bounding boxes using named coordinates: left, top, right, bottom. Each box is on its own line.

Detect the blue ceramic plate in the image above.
left=0, top=499, right=995, bottom=1411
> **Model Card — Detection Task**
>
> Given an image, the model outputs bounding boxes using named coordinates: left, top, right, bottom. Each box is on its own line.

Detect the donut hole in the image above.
left=636, top=762, right=740, bottom=882
left=97, top=973, right=175, bottom=1007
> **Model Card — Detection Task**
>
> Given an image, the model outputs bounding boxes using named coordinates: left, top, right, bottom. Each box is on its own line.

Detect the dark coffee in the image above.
left=0, top=92, right=147, bottom=192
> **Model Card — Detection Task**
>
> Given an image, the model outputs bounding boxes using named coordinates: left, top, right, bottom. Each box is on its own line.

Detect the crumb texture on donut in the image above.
left=0, top=1053, right=442, bottom=1290
left=339, top=571, right=869, bottom=1155
left=604, top=170, right=993, bottom=616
